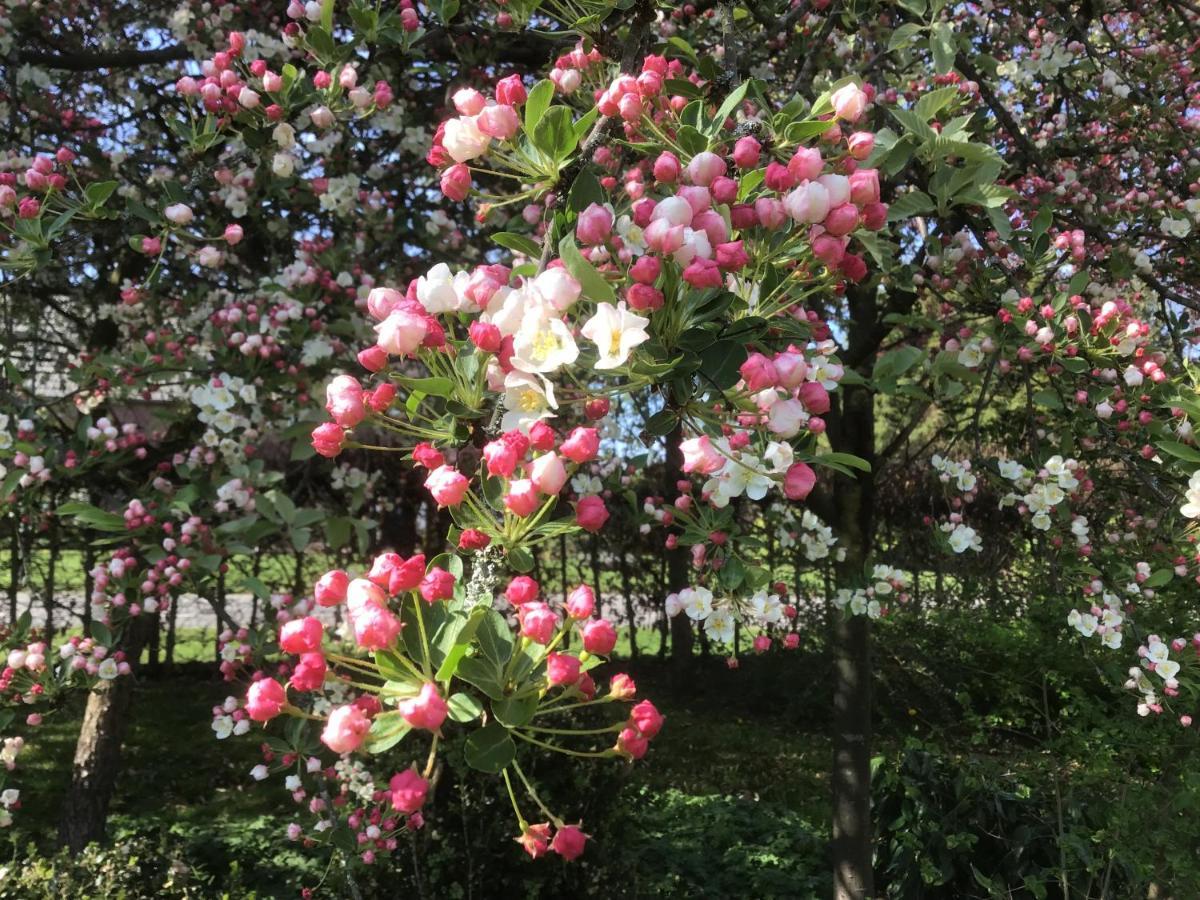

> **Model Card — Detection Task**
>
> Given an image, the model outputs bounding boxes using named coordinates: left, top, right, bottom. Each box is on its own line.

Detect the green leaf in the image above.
left=887, top=190, right=936, bottom=222
left=814, top=452, right=872, bottom=473
left=523, top=80, right=555, bottom=134
left=456, top=656, right=506, bottom=700
left=492, top=694, right=537, bottom=728
left=90, top=622, right=113, bottom=646
left=532, top=106, right=576, bottom=162
left=558, top=234, right=614, bottom=301
left=783, top=119, right=835, bottom=143
left=699, top=340, right=747, bottom=390
left=447, top=692, right=483, bottom=722
left=708, top=81, right=749, bottom=134
left=56, top=501, right=125, bottom=532
left=507, top=546, right=535, bottom=573
left=463, top=723, right=516, bottom=774
left=889, top=107, right=936, bottom=142
left=1031, top=204, right=1054, bottom=240
left=492, top=232, right=541, bottom=259
left=325, top=517, right=351, bottom=550
left=305, top=25, right=336, bottom=59
left=240, top=576, right=271, bottom=600
left=376, top=651, right=422, bottom=686
left=364, top=711, right=411, bottom=754
left=676, top=125, right=708, bottom=156
left=1031, top=389, right=1063, bottom=410
left=434, top=607, right=485, bottom=681
left=395, top=375, right=454, bottom=397
left=873, top=346, right=925, bottom=382
left=477, top=610, right=515, bottom=667
left=930, top=22, right=956, bottom=75
left=915, top=85, right=959, bottom=121
left=84, top=181, right=119, bottom=208
left=1157, top=440, right=1200, bottom=463
left=567, top=168, right=606, bottom=212
left=644, top=409, right=679, bottom=437
left=888, top=23, right=924, bottom=51
left=1144, top=569, right=1174, bottom=589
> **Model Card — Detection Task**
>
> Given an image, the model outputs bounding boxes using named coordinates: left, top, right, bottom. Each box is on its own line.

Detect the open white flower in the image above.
left=416, top=263, right=462, bottom=314
left=580, top=301, right=650, bottom=370
left=501, top=372, right=558, bottom=432
left=679, top=586, right=714, bottom=621
left=1180, top=471, right=1200, bottom=518
left=704, top=607, right=735, bottom=643
left=511, top=309, right=579, bottom=374
left=948, top=523, right=982, bottom=553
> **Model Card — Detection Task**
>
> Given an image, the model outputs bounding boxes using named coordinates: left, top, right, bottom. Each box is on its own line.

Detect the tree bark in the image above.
left=827, top=288, right=880, bottom=900
left=58, top=617, right=152, bottom=851
left=830, top=386, right=876, bottom=900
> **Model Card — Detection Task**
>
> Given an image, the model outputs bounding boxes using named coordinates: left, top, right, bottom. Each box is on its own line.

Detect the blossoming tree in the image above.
left=4, top=0, right=1200, bottom=897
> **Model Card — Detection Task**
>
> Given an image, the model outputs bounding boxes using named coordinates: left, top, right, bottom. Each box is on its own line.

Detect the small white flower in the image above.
left=580, top=301, right=650, bottom=370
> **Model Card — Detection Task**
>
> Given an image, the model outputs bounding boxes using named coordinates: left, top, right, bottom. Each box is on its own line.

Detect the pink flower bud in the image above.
left=452, top=88, right=486, bottom=116
left=321, top=704, right=371, bottom=753
left=506, top=576, right=540, bottom=606
left=582, top=618, right=617, bottom=655
left=552, top=825, right=588, bottom=861
left=546, top=652, right=582, bottom=686
left=521, top=602, right=559, bottom=644
left=847, top=132, right=875, bottom=160
left=424, top=465, right=469, bottom=506
left=504, top=479, right=540, bottom=517
left=389, top=768, right=429, bottom=814
left=566, top=585, right=596, bottom=619
left=315, top=570, right=349, bottom=606
left=527, top=449, right=566, bottom=493
left=686, top=151, right=726, bottom=187
left=476, top=104, right=520, bottom=140
left=560, top=427, right=599, bottom=463
left=732, top=136, right=761, bottom=169
left=280, top=617, right=324, bottom=654
left=290, top=652, right=327, bottom=691
left=496, top=75, right=527, bottom=106
left=246, top=678, right=286, bottom=722
left=783, top=462, right=817, bottom=500
left=788, top=146, right=824, bottom=182
left=325, top=374, right=366, bottom=428
left=653, top=152, right=681, bottom=184
left=575, top=202, right=614, bottom=245
left=440, top=163, right=472, bottom=201
left=419, top=568, right=456, bottom=603
left=740, top=352, right=779, bottom=391
left=831, top=84, right=868, bottom=122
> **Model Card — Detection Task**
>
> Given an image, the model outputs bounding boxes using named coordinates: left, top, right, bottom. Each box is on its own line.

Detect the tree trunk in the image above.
left=665, top=423, right=693, bottom=661
left=619, top=549, right=639, bottom=659
left=43, top=523, right=59, bottom=648
left=830, top=386, right=878, bottom=900
left=828, top=326, right=878, bottom=899
left=59, top=617, right=151, bottom=851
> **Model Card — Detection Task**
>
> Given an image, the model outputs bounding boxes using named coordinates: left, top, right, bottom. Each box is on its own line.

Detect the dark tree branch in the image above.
left=16, top=44, right=191, bottom=72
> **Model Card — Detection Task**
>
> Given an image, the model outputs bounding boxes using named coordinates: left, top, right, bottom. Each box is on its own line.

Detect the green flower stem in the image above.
left=422, top=734, right=440, bottom=779
left=501, top=769, right=528, bottom=830
left=513, top=730, right=615, bottom=760
left=409, top=597, right=434, bottom=680
left=522, top=722, right=623, bottom=736
left=511, top=760, right=562, bottom=826
left=532, top=696, right=612, bottom=718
